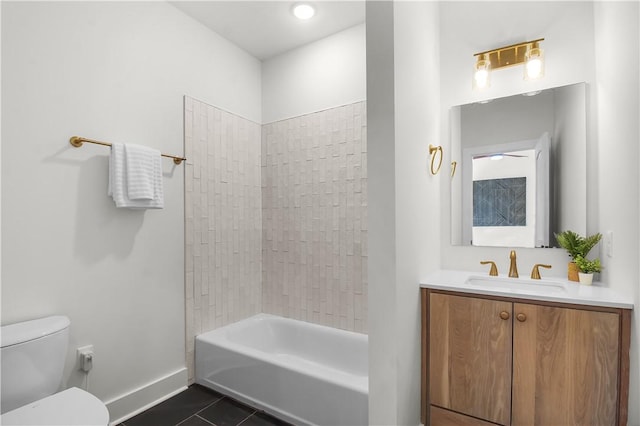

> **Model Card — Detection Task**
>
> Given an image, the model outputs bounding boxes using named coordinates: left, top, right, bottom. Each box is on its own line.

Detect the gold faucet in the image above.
left=480, top=261, right=498, bottom=276
left=509, top=250, right=519, bottom=278
left=531, top=264, right=552, bottom=279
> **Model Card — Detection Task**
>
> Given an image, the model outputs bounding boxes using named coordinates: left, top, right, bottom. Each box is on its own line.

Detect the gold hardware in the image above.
left=516, top=313, right=527, bottom=322
left=499, top=311, right=510, bottom=320
left=428, top=144, right=443, bottom=175
left=451, top=161, right=457, bottom=178
left=473, top=38, right=544, bottom=89
left=473, top=38, right=544, bottom=71
left=70, top=136, right=186, bottom=165
left=509, top=250, right=519, bottom=278
left=531, top=264, right=552, bottom=279
left=480, top=261, right=498, bottom=276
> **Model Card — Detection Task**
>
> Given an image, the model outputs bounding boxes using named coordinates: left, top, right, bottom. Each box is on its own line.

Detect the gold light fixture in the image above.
left=473, top=38, right=545, bottom=89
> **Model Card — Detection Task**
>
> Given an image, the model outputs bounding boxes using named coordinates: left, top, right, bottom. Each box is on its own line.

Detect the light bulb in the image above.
left=293, top=3, right=315, bottom=20
left=475, top=69, right=489, bottom=88
left=526, top=58, right=542, bottom=78
left=473, top=57, right=491, bottom=90
left=524, top=46, right=544, bottom=80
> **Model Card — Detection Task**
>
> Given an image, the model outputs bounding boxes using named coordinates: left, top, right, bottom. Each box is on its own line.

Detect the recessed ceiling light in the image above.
left=293, top=3, right=315, bottom=20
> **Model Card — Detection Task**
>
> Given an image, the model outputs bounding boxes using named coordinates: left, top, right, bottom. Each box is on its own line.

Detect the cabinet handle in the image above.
left=516, top=313, right=527, bottom=322
left=499, top=311, right=510, bottom=320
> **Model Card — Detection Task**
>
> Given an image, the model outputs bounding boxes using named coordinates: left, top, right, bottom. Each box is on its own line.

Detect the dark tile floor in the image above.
left=117, top=384, right=291, bottom=426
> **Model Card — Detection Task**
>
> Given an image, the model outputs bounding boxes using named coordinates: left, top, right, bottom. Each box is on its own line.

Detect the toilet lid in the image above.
left=0, top=387, right=109, bottom=425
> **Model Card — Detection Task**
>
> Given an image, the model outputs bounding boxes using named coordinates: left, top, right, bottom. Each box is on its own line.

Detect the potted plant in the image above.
left=574, top=255, right=602, bottom=285
left=554, top=230, right=602, bottom=281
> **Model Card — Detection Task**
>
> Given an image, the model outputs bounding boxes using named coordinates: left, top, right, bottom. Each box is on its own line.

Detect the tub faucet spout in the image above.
left=509, top=250, right=519, bottom=278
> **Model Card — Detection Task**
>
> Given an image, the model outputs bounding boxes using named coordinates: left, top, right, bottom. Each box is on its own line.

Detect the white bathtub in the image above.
left=195, top=314, right=368, bottom=426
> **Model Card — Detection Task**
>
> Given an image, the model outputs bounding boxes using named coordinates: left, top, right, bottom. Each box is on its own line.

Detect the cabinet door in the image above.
left=430, top=293, right=512, bottom=425
left=512, top=303, right=620, bottom=426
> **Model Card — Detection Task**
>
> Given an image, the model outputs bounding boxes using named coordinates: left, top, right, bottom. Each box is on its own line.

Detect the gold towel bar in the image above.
left=70, top=136, right=186, bottom=165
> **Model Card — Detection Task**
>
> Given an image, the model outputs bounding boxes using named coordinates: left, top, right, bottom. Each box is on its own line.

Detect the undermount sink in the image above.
left=465, top=275, right=567, bottom=293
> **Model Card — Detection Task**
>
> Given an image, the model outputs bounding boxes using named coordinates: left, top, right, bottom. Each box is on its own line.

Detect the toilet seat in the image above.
left=0, top=387, right=109, bottom=425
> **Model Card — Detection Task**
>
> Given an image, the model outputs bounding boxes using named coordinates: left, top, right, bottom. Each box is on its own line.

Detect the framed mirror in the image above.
left=450, top=83, right=587, bottom=248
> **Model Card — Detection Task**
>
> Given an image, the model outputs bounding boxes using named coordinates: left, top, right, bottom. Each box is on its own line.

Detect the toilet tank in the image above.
left=1, top=316, right=71, bottom=413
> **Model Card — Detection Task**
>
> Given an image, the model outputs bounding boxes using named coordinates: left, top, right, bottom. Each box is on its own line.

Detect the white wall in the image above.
left=365, top=3, right=398, bottom=423
left=393, top=2, right=440, bottom=424
left=366, top=1, right=440, bottom=424
left=593, top=2, right=640, bottom=424
left=1, top=1, right=261, bottom=422
left=262, top=24, right=366, bottom=123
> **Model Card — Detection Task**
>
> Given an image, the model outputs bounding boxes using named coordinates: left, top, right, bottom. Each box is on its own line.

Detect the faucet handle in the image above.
left=531, top=264, right=552, bottom=279
left=480, top=261, right=498, bottom=276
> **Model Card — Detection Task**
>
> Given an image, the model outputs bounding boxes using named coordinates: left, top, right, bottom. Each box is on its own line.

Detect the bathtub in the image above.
left=195, top=314, right=368, bottom=426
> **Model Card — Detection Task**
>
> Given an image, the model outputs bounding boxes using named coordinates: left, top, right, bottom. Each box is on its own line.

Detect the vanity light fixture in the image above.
left=292, top=3, right=315, bottom=20
left=472, top=38, right=545, bottom=89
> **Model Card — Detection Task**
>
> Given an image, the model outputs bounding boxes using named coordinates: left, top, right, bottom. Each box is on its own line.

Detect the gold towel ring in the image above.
left=429, top=144, right=443, bottom=175
left=451, top=161, right=457, bottom=178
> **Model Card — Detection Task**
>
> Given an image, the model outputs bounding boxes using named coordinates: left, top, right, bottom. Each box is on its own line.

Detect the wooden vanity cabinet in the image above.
left=421, top=289, right=631, bottom=426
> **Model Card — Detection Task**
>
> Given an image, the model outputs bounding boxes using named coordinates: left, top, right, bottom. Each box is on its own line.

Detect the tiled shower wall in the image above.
left=262, top=102, right=368, bottom=333
left=185, top=99, right=368, bottom=381
left=184, top=97, right=262, bottom=382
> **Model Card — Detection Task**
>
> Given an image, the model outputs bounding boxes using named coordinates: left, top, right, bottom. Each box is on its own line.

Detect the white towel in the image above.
left=108, top=142, right=164, bottom=209
left=125, top=144, right=157, bottom=200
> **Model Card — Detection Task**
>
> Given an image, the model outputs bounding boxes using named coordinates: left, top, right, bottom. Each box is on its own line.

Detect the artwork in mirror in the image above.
left=450, top=83, right=587, bottom=248
left=473, top=177, right=527, bottom=227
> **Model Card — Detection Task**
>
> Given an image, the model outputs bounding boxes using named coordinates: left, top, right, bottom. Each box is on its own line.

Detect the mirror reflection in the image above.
left=450, top=83, right=587, bottom=248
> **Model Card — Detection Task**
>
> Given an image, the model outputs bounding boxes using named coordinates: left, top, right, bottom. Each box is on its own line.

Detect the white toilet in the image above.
left=1, top=315, right=110, bottom=425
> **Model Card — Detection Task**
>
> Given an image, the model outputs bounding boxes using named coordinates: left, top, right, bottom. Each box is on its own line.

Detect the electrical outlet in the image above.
left=77, top=345, right=94, bottom=372
left=605, top=231, right=614, bottom=258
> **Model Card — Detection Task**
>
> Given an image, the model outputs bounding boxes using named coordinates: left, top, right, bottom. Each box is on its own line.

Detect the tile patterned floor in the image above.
left=117, top=385, right=291, bottom=426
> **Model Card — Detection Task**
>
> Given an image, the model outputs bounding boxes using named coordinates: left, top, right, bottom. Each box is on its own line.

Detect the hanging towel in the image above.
left=125, top=144, right=156, bottom=200
left=108, top=142, right=164, bottom=209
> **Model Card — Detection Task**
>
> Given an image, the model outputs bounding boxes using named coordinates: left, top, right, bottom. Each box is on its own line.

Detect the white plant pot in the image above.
left=578, top=272, right=594, bottom=285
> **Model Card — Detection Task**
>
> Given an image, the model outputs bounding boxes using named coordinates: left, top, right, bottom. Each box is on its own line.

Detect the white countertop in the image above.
left=421, top=269, right=634, bottom=310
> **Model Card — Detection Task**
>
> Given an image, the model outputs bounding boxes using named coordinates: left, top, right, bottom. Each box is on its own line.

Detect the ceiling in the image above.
left=170, top=1, right=366, bottom=61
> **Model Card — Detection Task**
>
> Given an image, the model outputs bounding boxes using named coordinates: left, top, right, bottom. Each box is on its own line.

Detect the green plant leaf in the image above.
left=575, top=254, right=602, bottom=273
left=555, top=231, right=602, bottom=259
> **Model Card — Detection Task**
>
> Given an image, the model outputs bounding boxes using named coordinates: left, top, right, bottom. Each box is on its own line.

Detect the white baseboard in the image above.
left=105, top=367, right=188, bottom=425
